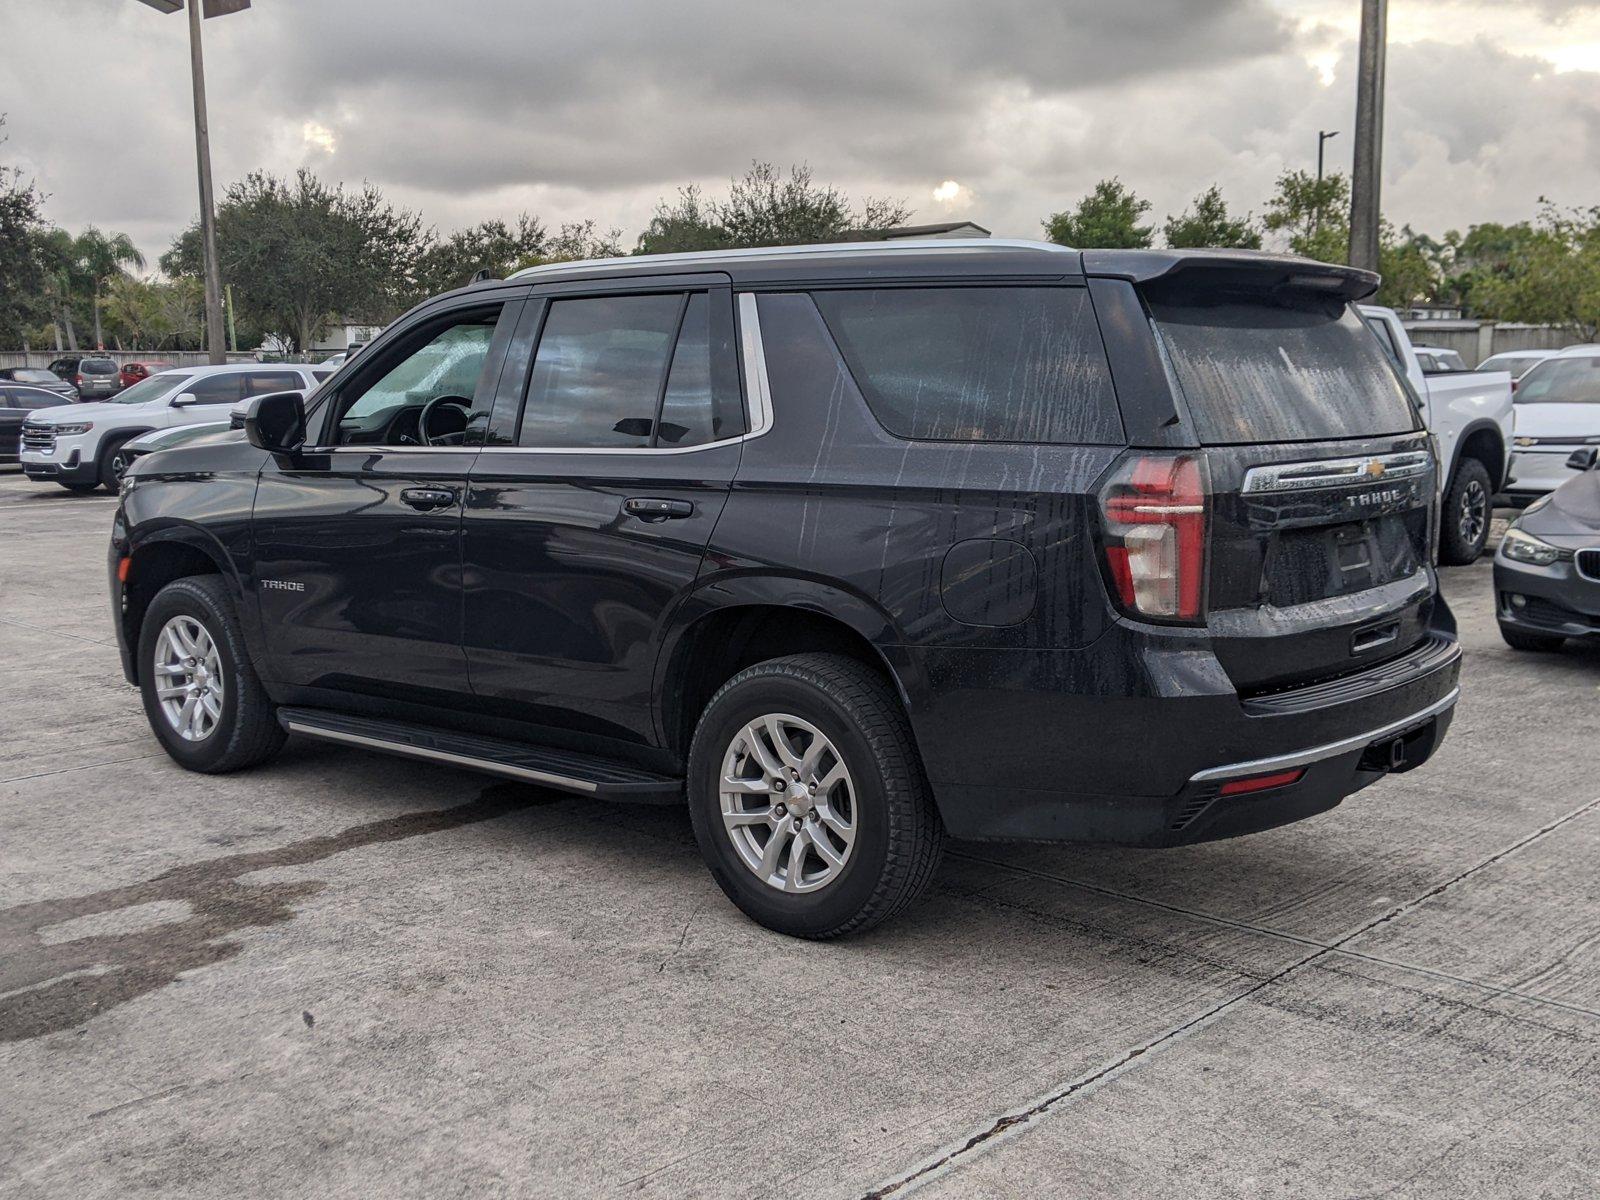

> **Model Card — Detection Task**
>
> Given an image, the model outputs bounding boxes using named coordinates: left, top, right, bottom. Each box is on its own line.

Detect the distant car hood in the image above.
left=124, top=423, right=234, bottom=452
left=1519, top=469, right=1600, bottom=537
left=26, top=399, right=162, bottom=424
left=1513, top=402, right=1600, bottom=439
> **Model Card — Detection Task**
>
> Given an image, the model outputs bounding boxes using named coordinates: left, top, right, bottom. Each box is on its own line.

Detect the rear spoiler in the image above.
left=1080, top=249, right=1379, bottom=303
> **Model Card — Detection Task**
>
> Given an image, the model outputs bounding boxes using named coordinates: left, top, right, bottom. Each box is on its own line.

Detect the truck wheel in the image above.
left=1440, top=458, right=1492, bottom=565
left=1500, top=625, right=1565, bottom=653
left=137, top=575, right=286, bottom=773
left=57, top=481, right=99, bottom=493
left=97, top=435, right=136, bottom=492
left=686, top=653, right=944, bottom=939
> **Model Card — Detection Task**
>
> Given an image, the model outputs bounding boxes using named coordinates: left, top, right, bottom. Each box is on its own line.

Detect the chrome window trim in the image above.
left=1241, top=449, right=1433, bottom=495
left=313, top=295, right=774, bottom=458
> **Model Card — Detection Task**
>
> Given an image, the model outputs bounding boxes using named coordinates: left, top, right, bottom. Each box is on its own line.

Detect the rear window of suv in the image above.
left=79, top=358, right=118, bottom=374
left=813, top=287, right=1123, bottom=444
left=1148, top=292, right=1420, bottom=444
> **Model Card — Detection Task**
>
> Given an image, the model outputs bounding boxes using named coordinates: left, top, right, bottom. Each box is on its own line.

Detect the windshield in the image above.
left=109, top=372, right=192, bottom=404
left=1148, top=293, right=1420, bottom=444
left=1514, top=357, right=1600, bottom=404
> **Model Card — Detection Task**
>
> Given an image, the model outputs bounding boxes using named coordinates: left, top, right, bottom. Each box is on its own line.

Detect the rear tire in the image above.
left=137, top=575, right=286, bottom=773
left=1440, top=458, right=1492, bottom=565
left=1500, top=625, right=1565, bottom=653
left=686, top=653, right=943, bottom=939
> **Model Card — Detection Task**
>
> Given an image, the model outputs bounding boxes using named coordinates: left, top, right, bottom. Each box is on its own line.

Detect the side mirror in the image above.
left=170, top=392, right=198, bottom=407
left=244, top=390, right=306, bottom=456
left=1566, top=447, right=1599, bottom=471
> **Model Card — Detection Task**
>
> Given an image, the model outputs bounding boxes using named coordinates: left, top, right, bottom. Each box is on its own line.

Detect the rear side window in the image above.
left=1150, top=294, right=1419, bottom=444
left=243, top=371, right=303, bottom=397
left=186, top=374, right=244, bottom=405
left=813, top=287, right=1122, bottom=444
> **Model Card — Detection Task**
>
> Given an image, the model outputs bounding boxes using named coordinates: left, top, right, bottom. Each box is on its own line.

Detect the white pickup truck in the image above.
left=1360, top=305, right=1514, bottom=564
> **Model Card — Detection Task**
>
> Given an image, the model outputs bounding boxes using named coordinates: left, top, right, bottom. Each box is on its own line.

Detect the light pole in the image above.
left=1317, top=130, right=1339, bottom=186
left=1349, top=0, right=1387, bottom=273
left=134, top=0, right=250, bottom=363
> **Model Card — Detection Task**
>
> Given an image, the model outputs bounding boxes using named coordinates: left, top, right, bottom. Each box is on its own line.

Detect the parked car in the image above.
left=318, top=352, right=348, bottom=368
left=1503, top=346, right=1600, bottom=505
left=1360, top=306, right=1514, bottom=563
left=109, top=242, right=1462, bottom=939
left=1477, top=349, right=1557, bottom=379
left=0, top=366, right=79, bottom=402
left=0, top=385, right=74, bottom=462
left=47, top=354, right=83, bottom=381
left=1413, top=346, right=1468, bottom=374
left=73, top=355, right=122, bottom=400
left=21, top=363, right=321, bottom=492
left=1494, top=444, right=1600, bottom=651
left=117, top=418, right=237, bottom=471
left=120, top=360, right=173, bottom=390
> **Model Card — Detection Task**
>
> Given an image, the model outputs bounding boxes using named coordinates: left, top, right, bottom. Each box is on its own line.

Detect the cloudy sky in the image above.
left=4, top=0, right=1600, bottom=265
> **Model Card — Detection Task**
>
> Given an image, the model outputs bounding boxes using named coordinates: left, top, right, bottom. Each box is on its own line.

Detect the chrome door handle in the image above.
left=400, top=486, right=457, bottom=511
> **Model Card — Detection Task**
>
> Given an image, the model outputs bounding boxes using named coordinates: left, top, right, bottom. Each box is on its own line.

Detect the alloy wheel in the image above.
left=1459, top=478, right=1488, bottom=547
left=153, top=615, right=224, bottom=742
left=719, top=713, right=856, bottom=893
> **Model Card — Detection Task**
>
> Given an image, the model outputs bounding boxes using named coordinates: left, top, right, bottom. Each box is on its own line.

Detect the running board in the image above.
left=276, top=707, right=683, bottom=803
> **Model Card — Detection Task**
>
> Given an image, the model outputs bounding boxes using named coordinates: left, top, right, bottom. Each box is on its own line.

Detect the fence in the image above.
left=1397, top=321, right=1589, bottom=368
left=0, top=349, right=314, bottom=370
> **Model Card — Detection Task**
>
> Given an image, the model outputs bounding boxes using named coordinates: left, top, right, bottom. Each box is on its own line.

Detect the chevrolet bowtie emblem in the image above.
left=1365, top=460, right=1387, bottom=479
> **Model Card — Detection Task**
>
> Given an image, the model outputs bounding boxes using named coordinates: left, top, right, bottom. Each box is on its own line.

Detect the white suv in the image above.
left=20, top=363, right=328, bottom=492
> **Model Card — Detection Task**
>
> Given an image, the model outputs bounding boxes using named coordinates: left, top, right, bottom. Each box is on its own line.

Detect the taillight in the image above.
left=75, top=374, right=85, bottom=385
left=1097, top=452, right=1209, bottom=623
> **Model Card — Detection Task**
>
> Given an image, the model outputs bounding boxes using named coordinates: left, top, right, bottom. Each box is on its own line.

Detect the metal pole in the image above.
left=1348, top=0, right=1386, bottom=272
left=1316, top=130, right=1338, bottom=237
left=187, top=0, right=227, bottom=363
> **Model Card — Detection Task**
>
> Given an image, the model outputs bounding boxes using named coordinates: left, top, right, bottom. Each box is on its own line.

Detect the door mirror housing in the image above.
left=170, top=392, right=199, bottom=407
left=1566, top=447, right=1598, bottom=471
left=244, top=390, right=307, bottom=456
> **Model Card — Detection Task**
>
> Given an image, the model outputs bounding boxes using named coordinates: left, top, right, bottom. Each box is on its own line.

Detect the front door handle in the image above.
left=623, top=497, right=694, bottom=520
left=400, top=486, right=458, bottom=511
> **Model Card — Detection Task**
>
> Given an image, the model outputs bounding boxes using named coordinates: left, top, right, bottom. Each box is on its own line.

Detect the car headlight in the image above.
left=50, top=422, right=93, bottom=435
left=1500, top=527, right=1561, bottom=566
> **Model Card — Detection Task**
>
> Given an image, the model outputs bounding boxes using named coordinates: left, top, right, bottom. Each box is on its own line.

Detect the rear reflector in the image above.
left=1218, top=768, right=1305, bottom=797
left=117, top=556, right=131, bottom=583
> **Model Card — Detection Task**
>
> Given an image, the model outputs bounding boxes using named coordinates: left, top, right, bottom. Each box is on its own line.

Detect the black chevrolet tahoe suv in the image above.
left=110, top=240, right=1462, bottom=938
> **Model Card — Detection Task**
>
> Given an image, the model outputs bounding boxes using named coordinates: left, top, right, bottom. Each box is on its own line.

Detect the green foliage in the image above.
left=413, top=214, right=546, bottom=298
left=101, top=275, right=203, bottom=351
left=636, top=162, right=910, bottom=255
left=531, top=220, right=625, bottom=265
left=1162, top=185, right=1261, bottom=250
left=1044, top=178, right=1153, bottom=249
left=165, top=168, right=427, bottom=353
left=1466, top=202, right=1600, bottom=338
left=1261, top=169, right=1350, bottom=258
left=0, top=116, right=49, bottom=345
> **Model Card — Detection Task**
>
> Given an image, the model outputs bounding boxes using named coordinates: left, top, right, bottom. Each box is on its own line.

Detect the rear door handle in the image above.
left=623, top=497, right=694, bottom=520
left=400, top=486, right=458, bottom=511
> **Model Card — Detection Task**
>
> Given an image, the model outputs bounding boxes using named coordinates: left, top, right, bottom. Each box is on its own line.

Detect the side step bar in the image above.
left=276, top=707, right=684, bottom=804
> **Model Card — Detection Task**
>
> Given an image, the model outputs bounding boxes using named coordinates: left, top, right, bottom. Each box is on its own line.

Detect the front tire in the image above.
left=686, top=653, right=943, bottom=939
left=1440, top=458, right=1492, bottom=565
left=57, top=480, right=99, bottom=493
left=97, top=434, right=135, bottom=492
left=137, top=575, right=286, bottom=773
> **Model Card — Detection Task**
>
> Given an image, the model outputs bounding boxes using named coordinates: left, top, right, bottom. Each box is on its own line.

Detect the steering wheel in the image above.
left=418, top=395, right=473, bottom=446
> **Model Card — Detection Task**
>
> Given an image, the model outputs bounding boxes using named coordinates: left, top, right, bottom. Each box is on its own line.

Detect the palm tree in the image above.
left=74, top=226, right=145, bottom=349
left=36, top=228, right=80, bottom=351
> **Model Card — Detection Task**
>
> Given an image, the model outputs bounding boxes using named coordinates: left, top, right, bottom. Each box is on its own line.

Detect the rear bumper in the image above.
left=910, top=608, right=1462, bottom=845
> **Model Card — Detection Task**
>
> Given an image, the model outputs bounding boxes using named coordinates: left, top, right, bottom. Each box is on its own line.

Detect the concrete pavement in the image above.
left=1, top=471, right=1597, bottom=1198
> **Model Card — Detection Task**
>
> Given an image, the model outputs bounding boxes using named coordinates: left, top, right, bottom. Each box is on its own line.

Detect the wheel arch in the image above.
left=654, top=577, right=922, bottom=767
left=122, top=524, right=247, bottom=685
left=1448, top=420, right=1508, bottom=492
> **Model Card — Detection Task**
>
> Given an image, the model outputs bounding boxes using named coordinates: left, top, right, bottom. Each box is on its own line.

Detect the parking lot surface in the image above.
left=2, top=469, right=1598, bottom=1198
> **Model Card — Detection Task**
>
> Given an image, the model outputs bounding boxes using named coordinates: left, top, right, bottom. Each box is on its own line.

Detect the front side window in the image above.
left=813, top=286, right=1123, bottom=443
left=328, top=305, right=505, bottom=446
left=518, top=293, right=685, bottom=448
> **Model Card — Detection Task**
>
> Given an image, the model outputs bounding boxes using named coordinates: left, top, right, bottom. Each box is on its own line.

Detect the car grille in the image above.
left=21, top=425, right=54, bottom=452
left=1577, top=549, right=1600, bottom=583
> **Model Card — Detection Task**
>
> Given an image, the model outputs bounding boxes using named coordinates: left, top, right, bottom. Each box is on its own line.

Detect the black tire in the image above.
left=1500, top=625, right=1565, bottom=653
left=56, top=480, right=99, bottom=493
left=97, top=434, right=136, bottom=492
left=686, top=653, right=943, bottom=939
left=137, top=575, right=286, bottom=773
left=1440, top=457, right=1493, bottom=565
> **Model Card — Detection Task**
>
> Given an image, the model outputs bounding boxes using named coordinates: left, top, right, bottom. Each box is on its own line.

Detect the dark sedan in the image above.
left=0, top=385, right=75, bottom=461
left=1495, top=446, right=1600, bottom=651
left=0, top=366, right=78, bottom=402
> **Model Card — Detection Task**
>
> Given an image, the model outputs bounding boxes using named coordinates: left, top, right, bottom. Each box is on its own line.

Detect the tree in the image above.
left=1044, top=178, right=1153, bottom=249
left=1163, top=185, right=1261, bottom=249
left=636, top=162, right=911, bottom=255
left=413, top=213, right=546, bottom=298
left=538, top=220, right=624, bottom=264
left=1469, top=202, right=1600, bottom=339
left=165, top=169, right=426, bottom=353
left=0, top=115, right=48, bottom=346
left=74, top=226, right=145, bottom=349
left=1261, top=169, right=1349, bottom=262
left=35, top=227, right=81, bottom=350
